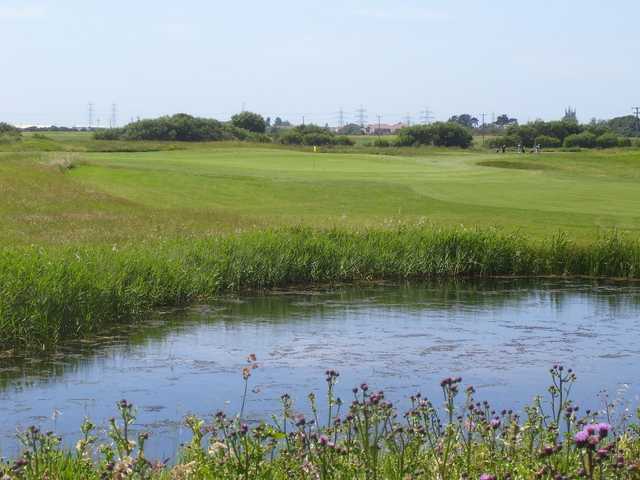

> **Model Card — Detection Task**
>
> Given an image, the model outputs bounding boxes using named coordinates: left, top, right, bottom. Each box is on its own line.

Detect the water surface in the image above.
left=1, top=279, right=639, bottom=458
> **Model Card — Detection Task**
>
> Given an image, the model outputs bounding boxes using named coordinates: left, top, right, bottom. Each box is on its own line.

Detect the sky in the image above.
left=1, top=0, right=639, bottom=127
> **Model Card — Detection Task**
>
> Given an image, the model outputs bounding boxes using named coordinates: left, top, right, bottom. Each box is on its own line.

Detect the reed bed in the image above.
left=1, top=227, right=640, bottom=349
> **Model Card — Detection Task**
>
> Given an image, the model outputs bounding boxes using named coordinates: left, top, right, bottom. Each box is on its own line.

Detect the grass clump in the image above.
left=2, top=363, right=640, bottom=478
left=2, top=227, right=640, bottom=349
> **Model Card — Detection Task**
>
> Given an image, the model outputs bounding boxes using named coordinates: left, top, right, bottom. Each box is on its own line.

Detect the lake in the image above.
left=1, top=279, right=639, bottom=459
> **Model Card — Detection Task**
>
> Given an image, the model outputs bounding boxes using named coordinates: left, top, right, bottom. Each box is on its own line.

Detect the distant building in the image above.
left=365, top=122, right=406, bottom=135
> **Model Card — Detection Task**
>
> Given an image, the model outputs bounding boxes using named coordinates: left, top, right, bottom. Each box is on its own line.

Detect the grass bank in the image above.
left=2, top=227, right=640, bottom=349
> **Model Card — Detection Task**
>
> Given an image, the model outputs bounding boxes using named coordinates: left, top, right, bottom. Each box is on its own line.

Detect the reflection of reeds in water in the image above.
left=2, top=227, right=640, bottom=350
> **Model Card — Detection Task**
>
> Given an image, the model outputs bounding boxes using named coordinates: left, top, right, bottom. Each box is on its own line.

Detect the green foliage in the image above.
left=2, top=228, right=640, bottom=349
left=396, top=125, right=435, bottom=146
left=337, top=123, right=364, bottom=135
left=231, top=111, right=267, bottom=133
left=596, top=132, right=621, bottom=149
left=448, top=113, right=479, bottom=128
left=92, top=128, right=123, bottom=140
left=393, top=133, right=416, bottom=147
left=277, top=130, right=304, bottom=145
left=430, top=122, right=474, bottom=148
left=488, top=135, right=519, bottom=148
left=277, top=124, right=349, bottom=146
left=334, top=135, right=355, bottom=146
left=396, top=122, right=473, bottom=148
left=0, top=122, right=21, bottom=143
left=607, top=115, right=640, bottom=137
left=93, top=114, right=254, bottom=142
left=564, top=132, right=597, bottom=148
left=534, top=135, right=562, bottom=148
left=0, top=122, right=20, bottom=135
left=373, top=138, right=391, bottom=147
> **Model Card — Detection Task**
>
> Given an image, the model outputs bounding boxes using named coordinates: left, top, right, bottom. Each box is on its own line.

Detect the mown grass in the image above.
left=2, top=227, right=640, bottom=349
left=4, top=144, right=640, bottom=245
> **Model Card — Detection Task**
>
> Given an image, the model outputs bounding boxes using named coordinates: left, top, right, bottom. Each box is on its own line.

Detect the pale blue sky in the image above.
left=1, top=0, right=638, bottom=126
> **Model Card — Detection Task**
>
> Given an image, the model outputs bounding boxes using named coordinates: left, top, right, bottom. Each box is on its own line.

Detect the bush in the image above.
left=394, top=122, right=472, bottom=148
left=534, top=135, right=561, bottom=148
left=395, top=125, right=434, bottom=146
left=231, top=111, right=267, bottom=133
left=0, top=122, right=20, bottom=135
left=93, top=114, right=255, bottom=142
left=302, top=132, right=335, bottom=146
left=278, top=131, right=304, bottom=145
left=430, top=122, right=473, bottom=148
left=334, top=135, right=355, bottom=146
left=393, top=134, right=415, bottom=147
left=595, top=133, right=620, bottom=149
left=247, top=132, right=272, bottom=143
left=618, top=137, right=632, bottom=147
left=488, top=135, right=519, bottom=148
left=563, top=132, right=596, bottom=148
left=373, top=138, right=391, bottom=147
left=94, top=128, right=124, bottom=140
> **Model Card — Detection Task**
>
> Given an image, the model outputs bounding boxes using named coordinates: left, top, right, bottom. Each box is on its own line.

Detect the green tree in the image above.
left=231, top=111, right=267, bottom=133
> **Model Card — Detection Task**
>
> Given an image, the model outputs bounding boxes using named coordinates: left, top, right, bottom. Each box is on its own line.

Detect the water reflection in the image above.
left=1, top=278, right=639, bottom=459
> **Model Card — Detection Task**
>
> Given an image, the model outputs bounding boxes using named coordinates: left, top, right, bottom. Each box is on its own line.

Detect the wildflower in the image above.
left=318, top=435, right=329, bottom=446
left=480, top=474, right=496, bottom=480
left=574, top=430, right=589, bottom=448
left=596, top=422, right=611, bottom=438
left=360, top=383, right=369, bottom=391
left=490, top=418, right=501, bottom=430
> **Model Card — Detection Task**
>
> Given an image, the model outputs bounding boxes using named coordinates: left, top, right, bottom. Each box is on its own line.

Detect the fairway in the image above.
left=3, top=143, right=640, bottom=245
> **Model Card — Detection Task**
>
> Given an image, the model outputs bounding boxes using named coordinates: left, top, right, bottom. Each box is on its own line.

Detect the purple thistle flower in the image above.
left=574, top=430, right=589, bottom=447
left=597, top=422, right=611, bottom=438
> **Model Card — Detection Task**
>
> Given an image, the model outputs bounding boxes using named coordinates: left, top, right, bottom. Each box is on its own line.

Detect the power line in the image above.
left=404, top=113, right=412, bottom=126
left=355, top=105, right=367, bottom=128
left=110, top=103, right=117, bottom=129
left=338, top=108, right=345, bottom=128
left=87, top=102, right=94, bottom=129
left=480, top=113, right=487, bottom=145
left=420, top=107, right=433, bottom=125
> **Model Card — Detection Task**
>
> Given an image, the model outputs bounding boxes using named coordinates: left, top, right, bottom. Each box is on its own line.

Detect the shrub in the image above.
left=247, top=132, right=272, bottom=143
left=430, top=122, right=473, bottom=148
left=107, top=114, right=234, bottom=142
left=373, top=138, right=391, bottom=147
left=488, top=135, right=519, bottom=148
left=563, top=132, right=596, bottom=148
left=278, top=131, right=304, bottom=145
left=94, top=128, right=124, bottom=140
left=231, top=111, right=267, bottom=133
left=595, top=132, right=620, bottom=149
left=534, top=135, right=561, bottom=148
left=334, top=135, right=355, bottom=146
left=393, top=134, right=415, bottom=147
left=618, top=137, right=632, bottom=147
left=0, top=122, right=20, bottom=135
left=395, top=125, right=435, bottom=146
left=302, top=132, right=335, bottom=146
left=0, top=122, right=21, bottom=143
